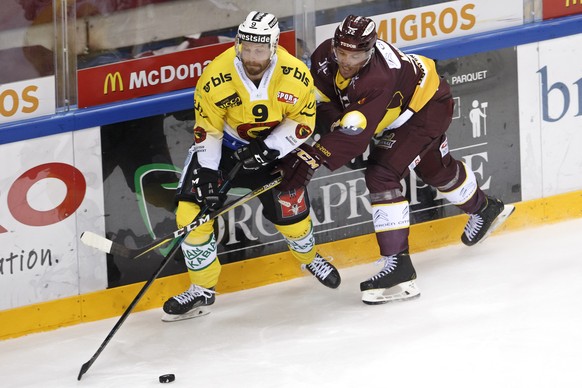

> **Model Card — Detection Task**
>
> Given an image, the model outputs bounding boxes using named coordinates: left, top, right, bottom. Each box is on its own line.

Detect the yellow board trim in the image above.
left=2, top=190, right=581, bottom=340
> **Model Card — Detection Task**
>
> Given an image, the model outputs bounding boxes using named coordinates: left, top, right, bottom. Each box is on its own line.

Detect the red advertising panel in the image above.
left=543, top=0, right=582, bottom=20
left=77, top=31, right=296, bottom=108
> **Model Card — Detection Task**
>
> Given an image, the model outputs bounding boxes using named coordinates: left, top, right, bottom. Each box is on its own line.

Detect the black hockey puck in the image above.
left=159, top=374, right=175, bottom=383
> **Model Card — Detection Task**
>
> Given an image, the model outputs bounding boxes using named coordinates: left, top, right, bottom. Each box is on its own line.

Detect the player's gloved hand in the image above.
left=234, top=139, right=280, bottom=170
left=192, top=167, right=227, bottom=211
left=277, top=143, right=324, bottom=191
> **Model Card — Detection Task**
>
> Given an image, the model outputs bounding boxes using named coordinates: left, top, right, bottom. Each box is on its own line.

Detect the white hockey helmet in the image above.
left=236, top=11, right=280, bottom=59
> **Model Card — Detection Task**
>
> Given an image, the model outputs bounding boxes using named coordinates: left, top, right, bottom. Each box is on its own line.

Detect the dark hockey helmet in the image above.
left=332, top=15, right=377, bottom=52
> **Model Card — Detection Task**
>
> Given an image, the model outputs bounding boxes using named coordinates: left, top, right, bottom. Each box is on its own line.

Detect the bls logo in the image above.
left=203, top=73, right=232, bottom=92
left=281, top=67, right=310, bottom=86
left=1, top=163, right=86, bottom=234
left=104, top=72, right=124, bottom=95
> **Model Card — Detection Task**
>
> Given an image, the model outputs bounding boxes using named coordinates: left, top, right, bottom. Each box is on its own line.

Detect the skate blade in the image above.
left=161, top=306, right=211, bottom=322
left=477, top=204, right=516, bottom=245
left=362, top=280, right=420, bottom=305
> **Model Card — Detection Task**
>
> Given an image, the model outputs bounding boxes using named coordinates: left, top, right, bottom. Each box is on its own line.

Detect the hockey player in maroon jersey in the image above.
left=278, top=15, right=515, bottom=305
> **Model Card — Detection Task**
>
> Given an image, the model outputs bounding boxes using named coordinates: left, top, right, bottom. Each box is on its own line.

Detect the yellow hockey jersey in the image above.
left=192, top=45, right=316, bottom=170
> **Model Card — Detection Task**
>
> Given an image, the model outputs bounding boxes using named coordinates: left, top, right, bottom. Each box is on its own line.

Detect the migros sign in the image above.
left=315, top=0, right=523, bottom=48
left=0, top=76, right=56, bottom=124
left=377, top=3, right=476, bottom=44
left=78, top=31, right=296, bottom=108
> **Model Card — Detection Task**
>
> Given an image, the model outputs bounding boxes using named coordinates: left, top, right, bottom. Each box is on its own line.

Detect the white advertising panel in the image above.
left=0, top=76, right=56, bottom=124
left=518, top=34, right=582, bottom=199
left=0, top=127, right=106, bottom=310
left=315, top=0, right=524, bottom=47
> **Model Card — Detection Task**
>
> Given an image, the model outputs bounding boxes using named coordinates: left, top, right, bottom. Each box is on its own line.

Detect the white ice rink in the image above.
left=2, top=217, right=582, bottom=388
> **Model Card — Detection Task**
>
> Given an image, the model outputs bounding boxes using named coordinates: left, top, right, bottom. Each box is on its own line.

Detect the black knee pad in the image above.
left=260, top=187, right=311, bottom=226
left=175, top=145, right=202, bottom=203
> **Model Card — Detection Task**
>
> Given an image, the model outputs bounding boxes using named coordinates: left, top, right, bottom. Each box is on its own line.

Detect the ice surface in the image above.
left=1, top=218, right=581, bottom=387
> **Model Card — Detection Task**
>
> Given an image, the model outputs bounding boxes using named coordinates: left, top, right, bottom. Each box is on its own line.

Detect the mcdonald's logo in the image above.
left=103, top=72, right=124, bottom=94
left=566, top=0, right=580, bottom=6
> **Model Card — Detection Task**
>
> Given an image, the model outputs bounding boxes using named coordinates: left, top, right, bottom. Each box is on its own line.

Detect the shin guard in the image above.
left=182, top=234, right=221, bottom=288
left=372, top=200, right=410, bottom=257
left=275, top=216, right=316, bottom=265
left=437, top=162, right=484, bottom=213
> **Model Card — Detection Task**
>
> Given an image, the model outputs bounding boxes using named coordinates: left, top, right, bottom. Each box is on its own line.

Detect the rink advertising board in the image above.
left=0, top=76, right=55, bottom=125
left=0, top=128, right=106, bottom=310
left=77, top=31, right=296, bottom=108
left=315, top=0, right=523, bottom=48
left=543, top=0, right=582, bottom=20
left=99, top=47, right=521, bottom=287
left=517, top=33, right=582, bottom=199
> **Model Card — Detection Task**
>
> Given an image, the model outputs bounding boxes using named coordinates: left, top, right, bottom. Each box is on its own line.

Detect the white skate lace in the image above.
left=173, top=285, right=215, bottom=305
left=305, top=256, right=333, bottom=279
left=368, top=255, right=398, bottom=281
left=464, top=214, right=484, bottom=241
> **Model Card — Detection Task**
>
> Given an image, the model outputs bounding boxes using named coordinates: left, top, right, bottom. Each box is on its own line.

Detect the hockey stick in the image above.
left=81, top=171, right=283, bottom=260
left=77, top=236, right=183, bottom=381
left=77, top=162, right=247, bottom=381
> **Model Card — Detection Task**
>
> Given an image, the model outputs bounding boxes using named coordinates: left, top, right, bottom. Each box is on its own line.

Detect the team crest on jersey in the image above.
left=215, top=92, right=242, bottom=109
left=277, top=91, right=298, bottom=105
left=236, top=121, right=278, bottom=141
left=278, top=188, right=307, bottom=218
left=295, top=124, right=313, bottom=139
left=194, top=126, right=207, bottom=143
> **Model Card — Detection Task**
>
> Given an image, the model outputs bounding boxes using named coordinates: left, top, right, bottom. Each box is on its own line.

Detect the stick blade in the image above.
left=80, top=232, right=131, bottom=257
left=77, top=360, right=92, bottom=380
left=80, top=232, right=113, bottom=253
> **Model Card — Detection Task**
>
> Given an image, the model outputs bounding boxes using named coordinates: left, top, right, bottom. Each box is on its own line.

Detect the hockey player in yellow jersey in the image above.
left=162, top=11, right=341, bottom=321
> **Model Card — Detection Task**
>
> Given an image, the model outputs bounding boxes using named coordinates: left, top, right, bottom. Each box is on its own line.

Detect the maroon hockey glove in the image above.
left=235, top=139, right=280, bottom=170
left=192, top=167, right=227, bottom=210
left=277, top=143, right=324, bottom=191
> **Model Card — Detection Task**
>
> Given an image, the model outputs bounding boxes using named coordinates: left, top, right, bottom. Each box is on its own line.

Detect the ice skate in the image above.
left=161, top=285, right=216, bottom=322
left=303, top=253, right=341, bottom=289
left=360, top=252, right=420, bottom=304
left=462, top=196, right=515, bottom=246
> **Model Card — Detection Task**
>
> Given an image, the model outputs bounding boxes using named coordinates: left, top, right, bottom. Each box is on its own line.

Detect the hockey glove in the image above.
left=191, top=167, right=227, bottom=211
left=277, top=143, right=324, bottom=191
left=234, top=139, right=280, bottom=170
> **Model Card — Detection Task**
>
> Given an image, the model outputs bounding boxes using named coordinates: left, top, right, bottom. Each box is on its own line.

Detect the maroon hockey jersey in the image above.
left=310, top=38, right=441, bottom=170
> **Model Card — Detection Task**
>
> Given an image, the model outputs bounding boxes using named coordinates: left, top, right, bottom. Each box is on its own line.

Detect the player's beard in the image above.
left=243, top=60, right=270, bottom=78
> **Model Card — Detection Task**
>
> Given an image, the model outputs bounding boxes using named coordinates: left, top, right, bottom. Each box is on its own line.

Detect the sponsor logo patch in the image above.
left=215, top=92, right=242, bottom=109
left=277, top=91, right=299, bottom=104
left=408, top=155, right=421, bottom=171
left=376, top=132, right=397, bottom=149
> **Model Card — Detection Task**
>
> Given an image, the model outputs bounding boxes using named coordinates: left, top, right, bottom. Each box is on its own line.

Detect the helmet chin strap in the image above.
left=362, top=47, right=375, bottom=67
